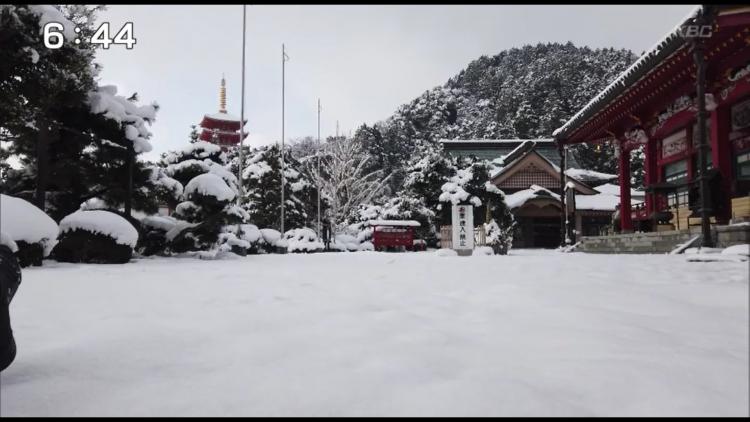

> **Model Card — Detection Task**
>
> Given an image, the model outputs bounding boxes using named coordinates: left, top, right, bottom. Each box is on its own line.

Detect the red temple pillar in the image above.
left=710, top=105, right=732, bottom=223
left=644, top=136, right=658, bottom=217
left=618, top=142, right=633, bottom=232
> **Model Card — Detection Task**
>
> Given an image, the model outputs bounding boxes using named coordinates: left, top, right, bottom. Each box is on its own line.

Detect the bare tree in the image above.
left=304, top=136, right=391, bottom=234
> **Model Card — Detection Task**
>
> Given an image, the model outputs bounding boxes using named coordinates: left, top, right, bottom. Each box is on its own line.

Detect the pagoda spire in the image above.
left=219, top=74, right=227, bottom=114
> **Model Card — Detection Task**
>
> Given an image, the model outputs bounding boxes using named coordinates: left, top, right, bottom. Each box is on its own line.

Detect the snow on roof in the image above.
left=594, top=183, right=646, bottom=198
left=574, top=193, right=622, bottom=211
left=440, top=138, right=554, bottom=144
left=184, top=173, right=236, bottom=202
left=366, top=220, right=421, bottom=227
left=504, top=185, right=560, bottom=209
left=565, top=168, right=617, bottom=183
left=553, top=5, right=702, bottom=139
left=59, top=210, right=139, bottom=248
left=1, top=194, right=59, bottom=256
left=204, top=112, right=247, bottom=123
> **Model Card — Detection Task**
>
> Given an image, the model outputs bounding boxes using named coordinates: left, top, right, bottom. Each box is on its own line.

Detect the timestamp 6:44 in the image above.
left=43, top=22, right=136, bottom=49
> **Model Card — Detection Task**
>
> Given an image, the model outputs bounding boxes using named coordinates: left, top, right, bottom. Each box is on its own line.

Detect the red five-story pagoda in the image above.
left=199, top=76, right=248, bottom=149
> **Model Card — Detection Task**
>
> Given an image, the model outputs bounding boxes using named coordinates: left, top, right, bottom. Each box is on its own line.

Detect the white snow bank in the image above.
left=184, top=173, right=236, bottom=202
left=721, top=244, right=749, bottom=256
left=59, top=210, right=139, bottom=248
left=436, top=248, right=458, bottom=257
left=0, top=232, right=18, bottom=253
left=0, top=194, right=58, bottom=256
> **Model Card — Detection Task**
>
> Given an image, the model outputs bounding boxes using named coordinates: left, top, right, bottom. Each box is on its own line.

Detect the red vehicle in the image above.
left=368, top=220, right=421, bottom=252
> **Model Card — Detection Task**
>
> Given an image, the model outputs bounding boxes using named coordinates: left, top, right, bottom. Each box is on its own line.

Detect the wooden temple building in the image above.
left=441, top=139, right=632, bottom=248
left=554, top=5, right=750, bottom=243
left=199, top=76, right=248, bottom=149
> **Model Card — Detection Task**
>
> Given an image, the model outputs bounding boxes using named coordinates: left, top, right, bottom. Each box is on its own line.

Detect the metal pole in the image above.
left=558, top=141, right=567, bottom=247
left=317, top=98, right=321, bottom=237
left=281, top=43, right=286, bottom=234
left=237, top=4, right=247, bottom=207
left=693, top=24, right=713, bottom=247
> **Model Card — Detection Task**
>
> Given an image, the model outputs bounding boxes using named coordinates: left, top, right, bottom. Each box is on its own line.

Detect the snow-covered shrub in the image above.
left=216, top=232, right=251, bottom=257
left=358, top=241, right=374, bottom=252
left=256, top=228, right=285, bottom=253
left=284, top=228, right=324, bottom=253
left=221, top=224, right=263, bottom=254
left=139, top=215, right=180, bottom=256
left=484, top=219, right=514, bottom=255
left=170, top=173, right=246, bottom=253
left=53, top=210, right=138, bottom=264
left=0, top=194, right=59, bottom=267
left=473, top=246, right=494, bottom=256
left=332, top=233, right=360, bottom=252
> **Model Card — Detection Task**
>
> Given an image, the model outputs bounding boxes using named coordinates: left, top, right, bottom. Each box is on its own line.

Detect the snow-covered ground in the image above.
left=1, top=250, right=748, bottom=416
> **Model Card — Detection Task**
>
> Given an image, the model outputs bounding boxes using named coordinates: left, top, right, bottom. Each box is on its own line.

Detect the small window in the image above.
left=664, top=159, right=688, bottom=183
left=737, top=151, right=750, bottom=179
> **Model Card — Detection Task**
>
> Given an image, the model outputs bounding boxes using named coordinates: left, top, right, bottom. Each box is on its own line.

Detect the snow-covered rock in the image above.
left=59, top=210, right=139, bottom=248
left=184, top=173, right=236, bottom=202
left=0, top=193, right=59, bottom=256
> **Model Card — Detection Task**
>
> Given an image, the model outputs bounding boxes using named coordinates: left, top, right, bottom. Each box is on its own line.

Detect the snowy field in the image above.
left=1, top=250, right=748, bottom=417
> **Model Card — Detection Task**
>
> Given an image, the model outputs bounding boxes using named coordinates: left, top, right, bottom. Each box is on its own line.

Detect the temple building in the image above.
left=441, top=139, right=636, bottom=248
left=553, top=5, right=750, bottom=244
left=199, top=76, right=248, bottom=149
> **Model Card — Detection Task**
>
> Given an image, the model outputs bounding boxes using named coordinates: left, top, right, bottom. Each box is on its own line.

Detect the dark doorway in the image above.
left=514, top=217, right=561, bottom=248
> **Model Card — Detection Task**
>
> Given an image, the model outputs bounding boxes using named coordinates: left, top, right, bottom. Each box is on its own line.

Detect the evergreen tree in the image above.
left=238, top=144, right=317, bottom=230
left=160, top=141, right=247, bottom=252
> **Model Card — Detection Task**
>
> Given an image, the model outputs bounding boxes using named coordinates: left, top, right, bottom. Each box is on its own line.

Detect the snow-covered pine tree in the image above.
left=159, top=141, right=247, bottom=252
left=238, top=144, right=316, bottom=230
left=0, top=6, right=101, bottom=213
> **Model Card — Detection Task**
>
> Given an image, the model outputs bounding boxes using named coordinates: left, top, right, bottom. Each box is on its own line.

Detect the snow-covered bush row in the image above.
left=284, top=228, right=324, bottom=253
left=53, top=210, right=139, bottom=264
left=0, top=194, right=59, bottom=267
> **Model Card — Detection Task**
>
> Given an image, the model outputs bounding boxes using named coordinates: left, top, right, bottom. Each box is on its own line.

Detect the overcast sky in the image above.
left=93, top=4, right=695, bottom=160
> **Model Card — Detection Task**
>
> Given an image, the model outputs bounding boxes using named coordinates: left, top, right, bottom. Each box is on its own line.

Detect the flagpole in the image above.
left=281, top=43, right=286, bottom=234
left=237, top=4, right=246, bottom=207
left=317, top=98, right=321, bottom=237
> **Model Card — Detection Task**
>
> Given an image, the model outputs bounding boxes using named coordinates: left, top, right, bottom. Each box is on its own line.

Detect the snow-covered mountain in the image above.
left=355, top=42, right=638, bottom=185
